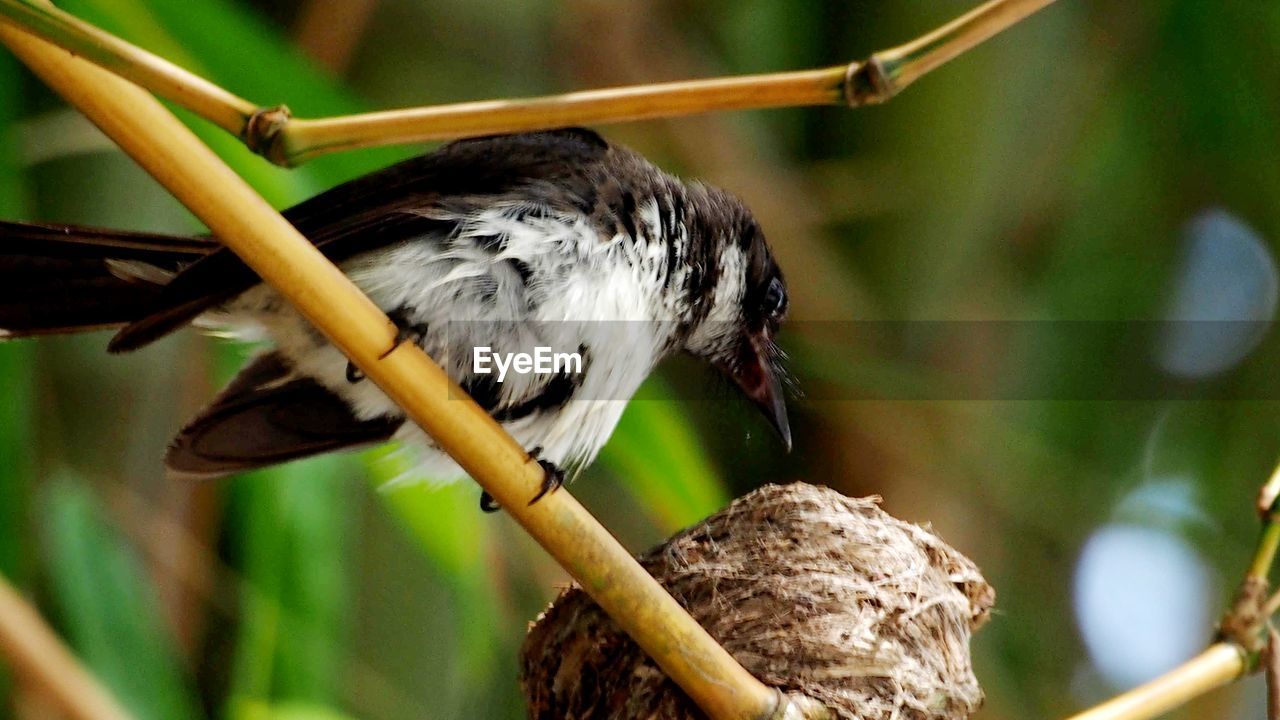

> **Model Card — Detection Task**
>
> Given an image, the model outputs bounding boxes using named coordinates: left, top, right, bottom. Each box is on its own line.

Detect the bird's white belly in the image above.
left=210, top=231, right=670, bottom=486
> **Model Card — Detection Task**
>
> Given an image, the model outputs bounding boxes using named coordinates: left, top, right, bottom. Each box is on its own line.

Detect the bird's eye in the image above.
left=762, top=277, right=787, bottom=319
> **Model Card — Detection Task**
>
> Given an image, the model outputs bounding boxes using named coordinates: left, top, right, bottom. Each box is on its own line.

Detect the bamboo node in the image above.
left=843, top=58, right=896, bottom=107
left=1219, top=575, right=1269, bottom=658
left=521, top=483, right=994, bottom=719
left=242, top=103, right=291, bottom=159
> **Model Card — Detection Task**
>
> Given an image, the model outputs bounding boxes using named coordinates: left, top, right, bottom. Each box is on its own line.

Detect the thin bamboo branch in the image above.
left=0, top=14, right=799, bottom=720
left=865, top=0, right=1059, bottom=95
left=1221, top=459, right=1280, bottom=656
left=0, top=574, right=135, bottom=720
left=277, top=67, right=847, bottom=165
left=1248, top=461, right=1280, bottom=581
left=1250, top=523, right=1280, bottom=583
left=1258, top=457, right=1280, bottom=517
left=0, top=0, right=1061, bottom=166
left=1063, top=644, right=1246, bottom=720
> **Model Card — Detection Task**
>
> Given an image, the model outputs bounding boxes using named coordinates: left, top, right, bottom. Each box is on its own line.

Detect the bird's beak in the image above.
left=723, top=336, right=792, bottom=452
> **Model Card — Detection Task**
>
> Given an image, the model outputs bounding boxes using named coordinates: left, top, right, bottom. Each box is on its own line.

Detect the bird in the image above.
left=0, top=128, right=791, bottom=510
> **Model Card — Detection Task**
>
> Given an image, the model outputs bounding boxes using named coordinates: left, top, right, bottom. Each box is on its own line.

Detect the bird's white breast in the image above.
left=213, top=202, right=681, bottom=485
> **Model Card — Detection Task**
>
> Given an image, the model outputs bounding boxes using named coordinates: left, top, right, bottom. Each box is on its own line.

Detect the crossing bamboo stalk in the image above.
left=1063, top=644, right=1246, bottom=720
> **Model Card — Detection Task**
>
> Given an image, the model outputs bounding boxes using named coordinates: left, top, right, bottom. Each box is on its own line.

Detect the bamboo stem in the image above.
left=1220, top=458, right=1280, bottom=657
left=1257, top=457, right=1280, bottom=517
left=0, top=0, right=1061, bottom=166
left=0, top=15, right=791, bottom=720
left=0, top=574, right=135, bottom=720
left=869, top=0, right=1061, bottom=94
left=1063, top=644, right=1246, bottom=720
left=277, top=67, right=848, bottom=165
left=1251, top=523, right=1280, bottom=582
left=1248, top=460, right=1280, bottom=580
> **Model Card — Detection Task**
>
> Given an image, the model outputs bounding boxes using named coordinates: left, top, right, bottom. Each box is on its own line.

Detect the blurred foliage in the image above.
left=1, top=1, right=1279, bottom=719
left=41, top=478, right=201, bottom=720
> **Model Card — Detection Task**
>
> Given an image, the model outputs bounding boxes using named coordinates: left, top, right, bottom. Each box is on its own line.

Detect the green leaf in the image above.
left=362, top=447, right=504, bottom=685
left=40, top=476, right=203, bottom=720
left=211, top=345, right=354, bottom=707
left=600, top=386, right=728, bottom=533
left=223, top=457, right=356, bottom=707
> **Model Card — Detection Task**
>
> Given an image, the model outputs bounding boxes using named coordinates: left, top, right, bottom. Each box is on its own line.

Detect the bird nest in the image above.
left=521, top=483, right=994, bottom=719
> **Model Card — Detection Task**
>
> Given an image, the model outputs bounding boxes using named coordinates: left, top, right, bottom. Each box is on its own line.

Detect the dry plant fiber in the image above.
left=522, top=483, right=994, bottom=719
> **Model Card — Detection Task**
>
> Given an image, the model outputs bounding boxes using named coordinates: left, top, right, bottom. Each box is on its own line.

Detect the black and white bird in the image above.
left=0, top=128, right=790, bottom=506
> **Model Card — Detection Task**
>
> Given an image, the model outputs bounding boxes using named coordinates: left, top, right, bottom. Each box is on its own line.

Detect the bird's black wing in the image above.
left=109, top=128, right=612, bottom=351
left=165, top=351, right=403, bottom=477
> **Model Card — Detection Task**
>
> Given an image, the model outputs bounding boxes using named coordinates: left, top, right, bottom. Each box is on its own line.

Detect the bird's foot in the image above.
left=379, top=308, right=431, bottom=360
left=527, top=446, right=565, bottom=505
left=477, top=447, right=565, bottom=514
left=346, top=309, right=430, bottom=383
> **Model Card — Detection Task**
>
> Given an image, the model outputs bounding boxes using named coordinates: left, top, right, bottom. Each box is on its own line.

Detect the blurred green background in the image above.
left=2, top=1, right=1280, bottom=718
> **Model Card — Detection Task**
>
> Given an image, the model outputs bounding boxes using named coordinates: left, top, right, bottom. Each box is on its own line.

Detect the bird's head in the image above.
left=682, top=186, right=792, bottom=451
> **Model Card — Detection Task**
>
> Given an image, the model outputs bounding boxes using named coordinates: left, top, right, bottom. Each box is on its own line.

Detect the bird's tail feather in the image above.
left=0, top=220, right=214, bottom=340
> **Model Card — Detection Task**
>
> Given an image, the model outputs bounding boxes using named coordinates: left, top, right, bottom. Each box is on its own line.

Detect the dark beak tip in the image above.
left=761, top=388, right=792, bottom=453
left=774, top=411, right=793, bottom=453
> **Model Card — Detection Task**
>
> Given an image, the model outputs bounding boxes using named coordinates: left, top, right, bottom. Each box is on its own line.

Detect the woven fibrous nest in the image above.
left=521, top=483, right=994, bottom=719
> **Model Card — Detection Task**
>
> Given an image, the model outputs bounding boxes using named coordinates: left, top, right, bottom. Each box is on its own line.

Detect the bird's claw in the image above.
left=346, top=309, right=429, bottom=384
left=528, top=446, right=565, bottom=505
left=381, top=309, right=430, bottom=360
left=477, top=447, right=565, bottom=514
